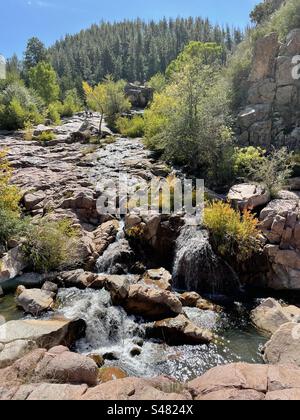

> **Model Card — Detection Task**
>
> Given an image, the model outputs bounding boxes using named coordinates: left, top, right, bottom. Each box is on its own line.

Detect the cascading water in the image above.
left=56, top=287, right=160, bottom=376
left=173, top=225, right=240, bottom=295
left=96, top=221, right=134, bottom=274
left=55, top=287, right=266, bottom=381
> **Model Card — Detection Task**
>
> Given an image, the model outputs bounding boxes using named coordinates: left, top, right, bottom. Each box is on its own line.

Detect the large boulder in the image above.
left=251, top=298, right=300, bottom=335
left=188, top=362, right=300, bottom=401
left=124, top=84, right=153, bottom=108
left=147, top=314, right=215, bottom=345
left=0, top=318, right=85, bottom=350
left=0, top=340, right=37, bottom=369
left=141, top=268, right=172, bottom=291
left=179, top=292, right=222, bottom=312
left=0, top=346, right=98, bottom=388
left=0, top=247, right=27, bottom=284
left=263, top=322, right=300, bottom=366
left=228, top=184, right=270, bottom=211
left=122, top=284, right=182, bottom=320
left=16, top=287, right=55, bottom=316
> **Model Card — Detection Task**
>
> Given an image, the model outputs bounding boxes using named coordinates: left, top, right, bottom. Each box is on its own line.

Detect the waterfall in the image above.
left=96, top=221, right=134, bottom=274
left=172, top=226, right=240, bottom=295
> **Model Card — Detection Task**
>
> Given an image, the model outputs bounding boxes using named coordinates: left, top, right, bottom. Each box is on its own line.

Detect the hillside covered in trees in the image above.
left=49, top=18, right=243, bottom=92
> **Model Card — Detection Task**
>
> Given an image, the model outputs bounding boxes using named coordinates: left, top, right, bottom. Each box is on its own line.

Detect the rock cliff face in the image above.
left=238, top=29, right=300, bottom=150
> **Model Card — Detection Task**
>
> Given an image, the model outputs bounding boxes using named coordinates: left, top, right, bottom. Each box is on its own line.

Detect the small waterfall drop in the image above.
left=173, top=226, right=240, bottom=295
left=96, top=221, right=134, bottom=274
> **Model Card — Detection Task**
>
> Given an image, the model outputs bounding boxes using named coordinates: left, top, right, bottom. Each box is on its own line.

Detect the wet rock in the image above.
left=98, top=367, right=128, bottom=383
left=251, top=298, right=300, bottom=335
left=0, top=247, right=27, bottom=284
left=130, top=347, right=142, bottom=357
left=123, top=284, right=182, bottom=320
left=56, top=270, right=98, bottom=289
left=92, top=220, right=119, bottom=257
left=179, top=292, right=221, bottom=312
left=228, top=184, right=270, bottom=211
left=0, top=316, right=5, bottom=326
left=102, top=352, right=119, bottom=361
left=148, top=314, right=214, bottom=345
left=141, top=268, right=172, bottom=291
left=0, top=318, right=86, bottom=350
left=0, top=287, right=4, bottom=298
left=16, top=287, right=55, bottom=316
left=264, top=322, right=300, bottom=366
left=88, top=354, right=104, bottom=368
left=41, top=281, right=58, bottom=296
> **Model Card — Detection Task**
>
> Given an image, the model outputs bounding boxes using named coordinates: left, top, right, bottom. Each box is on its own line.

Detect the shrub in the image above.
left=116, top=115, right=145, bottom=138
left=0, top=82, right=44, bottom=130
left=0, top=208, right=27, bottom=249
left=0, top=150, right=24, bottom=248
left=248, top=147, right=295, bottom=197
left=36, top=131, right=56, bottom=142
left=60, top=89, right=83, bottom=117
left=204, top=201, right=261, bottom=263
left=233, top=146, right=266, bottom=179
left=47, top=102, right=62, bottom=124
left=147, top=73, right=167, bottom=93
left=23, top=120, right=34, bottom=141
left=0, top=150, right=22, bottom=212
left=22, top=218, right=80, bottom=272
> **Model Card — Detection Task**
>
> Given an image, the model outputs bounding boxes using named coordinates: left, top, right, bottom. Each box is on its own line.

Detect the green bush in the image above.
left=60, top=89, right=83, bottom=117
left=22, top=218, right=80, bottom=273
left=0, top=208, right=27, bottom=249
left=204, top=201, right=261, bottom=263
left=116, top=115, right=145, bottom=138
left=233, top=146, right=266, bottom=179
left=47, top=102, right=62, bottom=125
left=36, top=131, right=56, bottom=142
left=248, top=147, right=295, bottom=197
left=0, top=82, right=44, bottom=130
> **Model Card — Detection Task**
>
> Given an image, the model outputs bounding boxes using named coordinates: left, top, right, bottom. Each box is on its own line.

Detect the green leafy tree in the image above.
left=83, top=76, right=131, bottom=132
left=28, top=61, right=60, bottom=105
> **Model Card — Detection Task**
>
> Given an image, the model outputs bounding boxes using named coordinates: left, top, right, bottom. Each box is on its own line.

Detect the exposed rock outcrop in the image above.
left=228, top=183, right=270, bottom=211
left=260, top=197, right=300, bottom=289
left=264, top=322, right=300, bottom=366
left=251, top=298, right=300, bottom=334
left=238, top=29, right=300, bottom=150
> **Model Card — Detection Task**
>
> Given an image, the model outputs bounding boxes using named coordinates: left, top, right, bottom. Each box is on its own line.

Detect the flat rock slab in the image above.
left=0, top=318, right=85, bottom=349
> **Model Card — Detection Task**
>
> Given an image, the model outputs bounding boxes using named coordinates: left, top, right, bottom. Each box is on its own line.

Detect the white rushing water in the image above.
left=173, top=226, right=240, bottom=295
left=55, top=288, right=266, bottom=381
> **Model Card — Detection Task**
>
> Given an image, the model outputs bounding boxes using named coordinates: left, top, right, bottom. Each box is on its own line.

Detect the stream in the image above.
left=0, top=121, right=269, bottom=382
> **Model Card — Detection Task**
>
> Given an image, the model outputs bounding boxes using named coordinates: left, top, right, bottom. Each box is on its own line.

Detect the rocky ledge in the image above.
left=1, top=351, right=300, bottom=400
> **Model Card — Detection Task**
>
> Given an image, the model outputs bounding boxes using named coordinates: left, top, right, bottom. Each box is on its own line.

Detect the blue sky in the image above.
left=0, top=0, right=260, bottom=58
